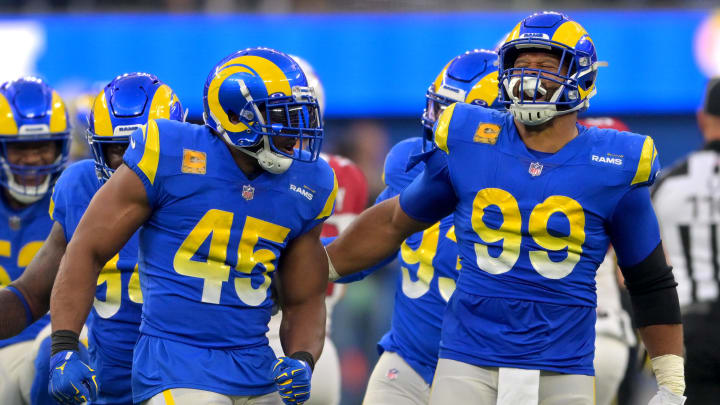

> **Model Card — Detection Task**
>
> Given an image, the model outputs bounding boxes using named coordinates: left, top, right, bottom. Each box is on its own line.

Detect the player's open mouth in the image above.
left=14, top=174, right=47, bottom=186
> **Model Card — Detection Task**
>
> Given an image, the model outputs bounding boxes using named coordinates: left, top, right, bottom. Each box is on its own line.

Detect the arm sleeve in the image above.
left=609, top=186, right=680, bottom=326
left=609, top=186, right=662, bottom=268
left=399, top=148, right=457, bottom=224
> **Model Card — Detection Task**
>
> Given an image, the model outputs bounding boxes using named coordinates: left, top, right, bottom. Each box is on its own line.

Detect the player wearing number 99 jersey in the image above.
left=49, top=47, right=336, bottom=405
left=327, top=12, right=685, bottom=405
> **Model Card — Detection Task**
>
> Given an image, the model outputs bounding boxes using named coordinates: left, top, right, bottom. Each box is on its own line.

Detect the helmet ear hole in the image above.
left=227, top=110, right=240, bottom=124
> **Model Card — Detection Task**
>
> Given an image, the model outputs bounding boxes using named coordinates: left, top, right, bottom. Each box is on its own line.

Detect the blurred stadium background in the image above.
left=2, top=1, right=718, bottom=404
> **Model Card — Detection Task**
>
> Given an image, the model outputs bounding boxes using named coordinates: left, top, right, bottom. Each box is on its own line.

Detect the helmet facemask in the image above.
left=210, top=81, right=323, bottom=175
left=0, top=134, right=69, bottom=204
left=499, top=38, right=599, bottom=126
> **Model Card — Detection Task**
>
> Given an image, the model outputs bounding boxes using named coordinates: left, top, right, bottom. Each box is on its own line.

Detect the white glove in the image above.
left=648, top=386, right=686, bottom=405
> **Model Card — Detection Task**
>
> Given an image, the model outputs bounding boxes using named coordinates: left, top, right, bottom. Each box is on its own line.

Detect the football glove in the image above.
left=272, top=356, right=312, bottom=404
left=648, top=386, right=686, bottom=405
left=48, top=350, right=98, bottom=404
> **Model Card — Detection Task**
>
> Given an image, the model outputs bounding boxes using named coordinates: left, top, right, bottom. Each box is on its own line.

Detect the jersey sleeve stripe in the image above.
left=315, top=169, right=338, bottom=220
left=434, top=102, right=457, bottom=154
left=48, top=196, right=55, bottom=220
left=631, top=136, right=656, bottom=185
left=137, top=119, right=161, bottom=185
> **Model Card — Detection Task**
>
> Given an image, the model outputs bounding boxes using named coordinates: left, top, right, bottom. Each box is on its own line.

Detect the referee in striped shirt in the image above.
left=653, top=77, right=720, bottom=403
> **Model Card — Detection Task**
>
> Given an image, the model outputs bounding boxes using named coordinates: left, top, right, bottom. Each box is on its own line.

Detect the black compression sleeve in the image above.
left=620, top=241, right=681, bottom=327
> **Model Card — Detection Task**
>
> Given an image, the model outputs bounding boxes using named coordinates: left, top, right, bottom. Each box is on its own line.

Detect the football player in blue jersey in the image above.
left=333, top=49, right=501, bottom=405
left=0, top=72, right=184, bottom=404
left=0, top=77, right=71, bottom=404
left=48, top=47, right=336, bottom=405
left=327, top=12, right=686, bottom=405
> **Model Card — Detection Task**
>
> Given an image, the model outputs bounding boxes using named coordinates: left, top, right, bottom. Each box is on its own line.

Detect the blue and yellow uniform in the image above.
left=123, top=119, right=336, bottom=402
left=0, top=194, right=52, bottom=348
left=376, top=137, right=459, bottom=385
left=50, top=159, right=140, bottom=404
left=400, top=103, right=661, bottom=375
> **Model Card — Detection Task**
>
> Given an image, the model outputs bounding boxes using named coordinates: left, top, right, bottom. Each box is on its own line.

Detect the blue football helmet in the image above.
left=87, top=72, right=184, bottom=182
left=203, top=47, right=323, bottom=174
left=0, top=77, right=70, bottom=204
left=498, top=11, right=600, bottom=126
left=422, top=49, right=502, bottom=149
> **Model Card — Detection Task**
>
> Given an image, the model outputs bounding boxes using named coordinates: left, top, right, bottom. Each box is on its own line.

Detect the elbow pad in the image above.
left=620, top=242, right=681, bottom=327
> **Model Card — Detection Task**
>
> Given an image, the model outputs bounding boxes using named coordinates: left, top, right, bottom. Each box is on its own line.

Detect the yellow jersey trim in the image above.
left=137, top=119, right=161, bottom=185
left=631, top=136, right=656, bottom=185
left=49, top=196, right=55, bottom=220
left=315, top=169, right=338, bottom=220
left=434, top=102, right=457, bottom=154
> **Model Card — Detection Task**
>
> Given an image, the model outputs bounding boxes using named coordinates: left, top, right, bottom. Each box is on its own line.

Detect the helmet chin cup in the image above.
left=508, top=103, right=557, bottom=126
left=4, top=166, right=50, bottom=204
left=225, top=133, right=292, bottom=175
left=256, top=145, right=292, bottom=174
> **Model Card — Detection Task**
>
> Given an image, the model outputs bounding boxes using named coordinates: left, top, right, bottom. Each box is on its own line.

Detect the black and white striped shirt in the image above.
left=653, top=141, right=720, bottom=310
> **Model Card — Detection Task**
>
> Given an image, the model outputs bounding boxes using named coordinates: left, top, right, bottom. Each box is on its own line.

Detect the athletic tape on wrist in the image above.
left=651, top=354, right=685, bottom=396
left=5, top=285, right=33, bottom=326
left=324, top=246, right=340, bottom=281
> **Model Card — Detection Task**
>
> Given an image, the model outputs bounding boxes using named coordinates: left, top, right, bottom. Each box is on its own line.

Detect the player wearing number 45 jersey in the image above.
left=49, top=47, right=336, bottom=405
left=328, top=11, right=686, bottom=405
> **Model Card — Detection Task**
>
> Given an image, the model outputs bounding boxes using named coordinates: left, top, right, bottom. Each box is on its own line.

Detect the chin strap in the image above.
left=223, top=133, right=292, bottom=175
left=3, top=166, right=51, bottom=204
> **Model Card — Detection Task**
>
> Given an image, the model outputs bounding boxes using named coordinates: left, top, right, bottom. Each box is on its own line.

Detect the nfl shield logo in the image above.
left=8, top=215, right=20, bottom=230
left=386, top=368, right=399, bottom=381
left=242, top=185, right=255, bottom=201
left=529, top=162, right=543, bottom=177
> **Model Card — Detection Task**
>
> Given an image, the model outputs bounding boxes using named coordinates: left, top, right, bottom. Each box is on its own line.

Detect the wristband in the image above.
left=5, top=285, right=33, bottom=326
left=51, top=330, right=80, bottom=356
left=650, top=354, right=685, bottom=396
left=290, top=351, right=315, bottom=372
